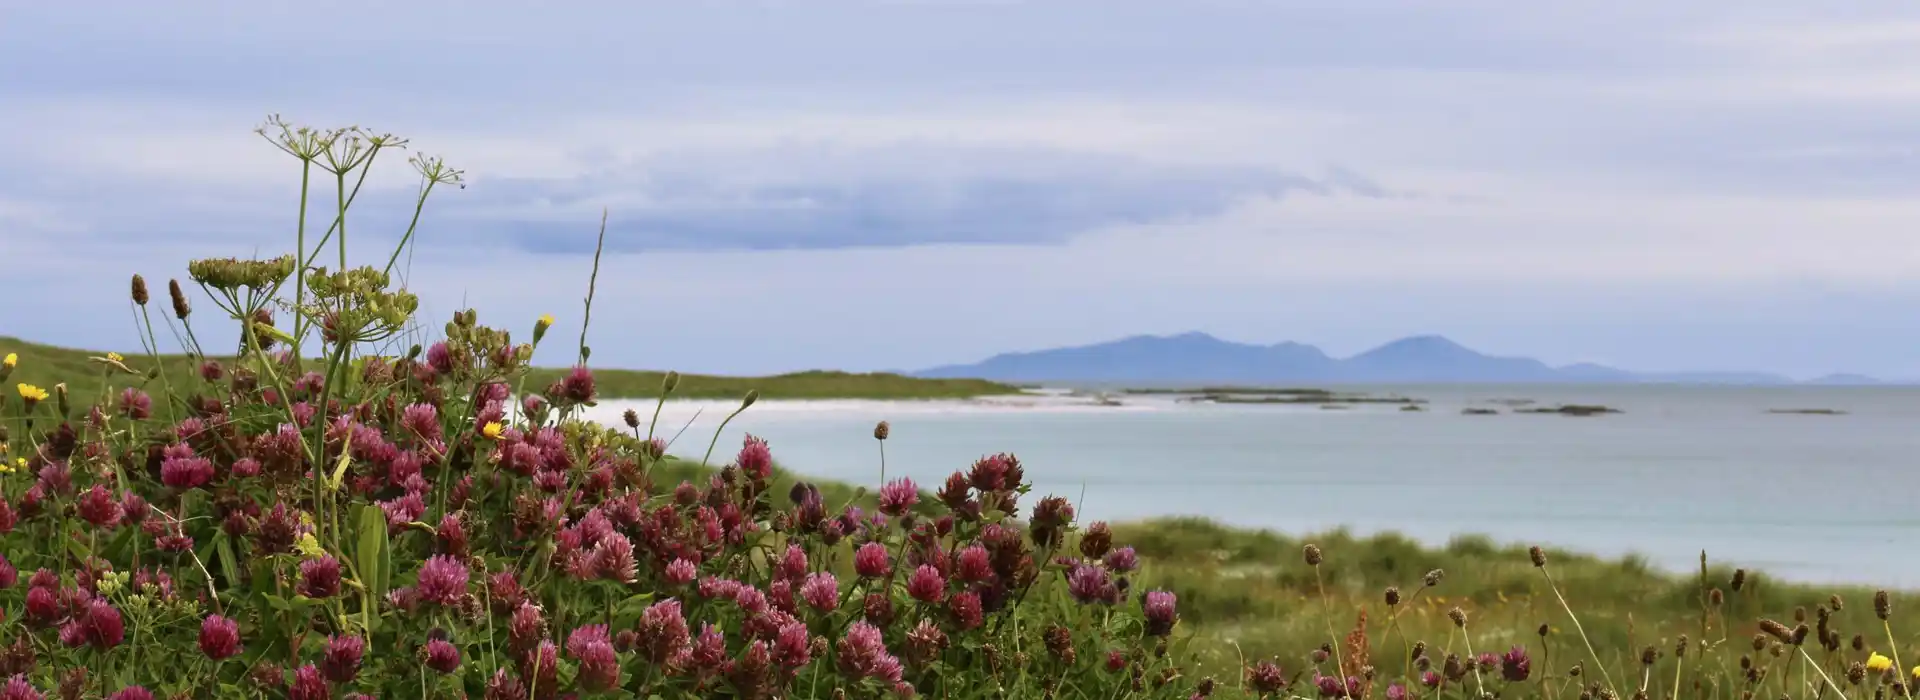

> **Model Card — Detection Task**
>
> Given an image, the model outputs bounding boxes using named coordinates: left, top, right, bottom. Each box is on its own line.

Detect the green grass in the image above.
left=1111, top=517, right=1920, bottom=679
left=0, top=335, right=1021, bottom=404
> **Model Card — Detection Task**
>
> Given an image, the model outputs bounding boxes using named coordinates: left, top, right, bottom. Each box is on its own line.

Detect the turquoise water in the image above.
left=583, top=385, right=1920, bottom=586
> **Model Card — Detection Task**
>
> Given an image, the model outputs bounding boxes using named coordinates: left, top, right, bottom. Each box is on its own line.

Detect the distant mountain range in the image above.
left=913, top=332, right=1884, bottom=385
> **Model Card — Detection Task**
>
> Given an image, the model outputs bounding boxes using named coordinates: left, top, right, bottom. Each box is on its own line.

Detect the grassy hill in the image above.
left=0, top=335, right=1020, bottom=403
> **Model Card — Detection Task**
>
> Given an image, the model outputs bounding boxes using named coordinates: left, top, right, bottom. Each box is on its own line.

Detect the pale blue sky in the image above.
left=4, top=1, right=1920, bottom=378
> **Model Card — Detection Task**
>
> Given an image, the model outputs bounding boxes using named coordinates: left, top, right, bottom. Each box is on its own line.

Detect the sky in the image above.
left=5, top=1, right=1920, bottom=379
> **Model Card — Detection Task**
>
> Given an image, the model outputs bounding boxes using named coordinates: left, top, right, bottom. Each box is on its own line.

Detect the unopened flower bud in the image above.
left=169, top=279, right=191, bottom=319
left=741, top=390, right=759, bottom=410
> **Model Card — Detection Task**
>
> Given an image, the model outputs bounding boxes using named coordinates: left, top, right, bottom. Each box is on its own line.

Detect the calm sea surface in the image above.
left=582, top=385, right=1920, bottom=586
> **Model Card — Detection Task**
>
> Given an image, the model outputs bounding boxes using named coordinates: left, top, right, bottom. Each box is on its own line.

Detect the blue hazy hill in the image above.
left=914, top=332, right=1865, bottom=385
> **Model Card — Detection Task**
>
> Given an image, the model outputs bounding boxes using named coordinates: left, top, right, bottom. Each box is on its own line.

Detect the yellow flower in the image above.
left=1, top=353, right=14, bottom=369
left=106, top=351, right=124, bottom=363
left=533, top=314, right=555, bottom=344
left=481, top=422, right=504, bottom=439
left=537, top=314, right=555, bottom=330
left=1868, top=652, right=1894, bottom=673
left=16, top=383, right=48, bottom=402
left=1911, top=665, right=1920, bottom=681
left=294, top=532, right=326, bottom=560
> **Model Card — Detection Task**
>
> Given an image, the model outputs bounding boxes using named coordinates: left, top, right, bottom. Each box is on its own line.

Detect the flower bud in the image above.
left=874, top=421, right=890, bottom=441
left=131, top=275, right=149, bottom=306
left=169, top=279, right=191, bottom=320
left=741, top=390, right=759, bottom=410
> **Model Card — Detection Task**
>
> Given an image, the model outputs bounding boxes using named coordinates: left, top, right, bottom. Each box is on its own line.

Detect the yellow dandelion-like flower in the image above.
left=1868, top=652, right=1894, bottom=673
left=2, top=353, right=15, bottom=369
left=16, top=383, right=48, bottom=402
left=481, top=422, right=504, bottom=439
left=537, top=314, right=555, bottom=330
left=106, top=351, right=124, bottom=363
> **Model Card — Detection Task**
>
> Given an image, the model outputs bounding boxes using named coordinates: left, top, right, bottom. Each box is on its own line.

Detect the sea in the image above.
left=579, top=385, right=1920, bottom=587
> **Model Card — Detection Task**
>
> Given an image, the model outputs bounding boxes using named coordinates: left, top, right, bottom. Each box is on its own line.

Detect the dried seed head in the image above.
left=1794, top=607, right=1807, bottom=623
left=1412, top=642, right=1428, bottom=660
left=1850, top=663, right=1868, bottom=686
left=1758, top=619, right=1792, bottom=643
left=1303, top=544, right=1323, bottom=567
left=873, top=421, right=890, bottom=441
left=1792, top=625, right=1809, bottom=646
left=1641, top=647, right=1658, bottom=666
left=131, top=274, right=150, bottom=306
left=1709, top=588, right=1725, bottom=607
left=1529, top=546, right=1547, bottom=567
left=169, top=279, right=191, bottom=319
left=1424, top=569, right=1445, bottom=587
left=1740, top=655, right=1752, bottom=670
left=1568, top=663, right=1583, bottom=678
left=1538, top=623, right=1551, bottom=638
left=1831, top=594, right=1845, bottom=611
left=1875, top=590, right=1891, bottom=621
left=1676, top=635, right=1690, bottom=657
left=1731, top=569, right=1747, bottom=592
left=1751, top=634, right=1767, bottom=652
left=1385, top=587, right=1402, bottom=607
left=1853, top=635, right=1867, bottom=652
left=1448, top=607, right=1467, bottom=628
left=622, top=409, right=640, bottom=429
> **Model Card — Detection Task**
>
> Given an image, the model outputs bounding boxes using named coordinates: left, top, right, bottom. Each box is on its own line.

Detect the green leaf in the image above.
left=263, top=593, right=293, bottom=612
left=215, top=536, right=242, bottom=591
left=355, top=504, right=390, bottom=627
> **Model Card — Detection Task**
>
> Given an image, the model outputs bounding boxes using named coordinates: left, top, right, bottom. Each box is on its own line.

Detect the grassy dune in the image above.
left=0, top=335, right=1020, bottom=403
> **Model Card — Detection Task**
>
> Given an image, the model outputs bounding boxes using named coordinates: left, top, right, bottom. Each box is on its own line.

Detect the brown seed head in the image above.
left=131, top=274, right=150, bottom=305
left=1791, top=624, right=1809, bottom=646
left=1709, top=588, right=1724, bottom=607
left=1731, top=569, right=1747, bottom=591
left=169, top=279, right=191, bottom=319
left=1529, top=545, right=1547, bottom=567
left=874, top=421, right=890, bottom=441
left=1385, top=587, right=1401, bottom=607
left=1853, top=634, right=1867, bottom=652
left=622, top=409, right=639, bottom=429
left=1411, top=641, right=1427, bottom=660
left=1758, top=619, right=1792, bottom=643
left=1303, top=544, right=1323, bottom=567
left=1831, top=594, right=1845, bottom=611
left=1874, top=590, right=1891, bottom=620
left=1794, top=607, right=1807, bottom=623
left=1641, top=646, right=1658, bottom=666
left=1751, top=634, right=1767, bottom=651
left=1568, top=663, right=1582, bottom=678
left=1850, top=663, right=1868, bottom=686
left=1447, top=607, right=1467, bottom=628
left=1676, top=635, right=1690, bottom=657
left=1539, top=623, right=1551, bottom=638
left=1424, top=569, right=1445, bottom=587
